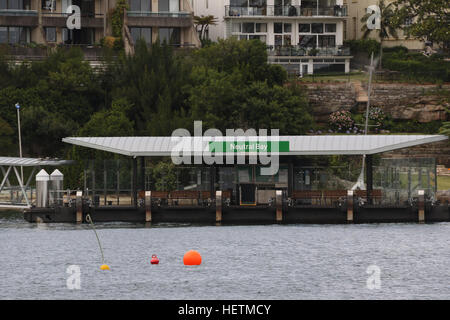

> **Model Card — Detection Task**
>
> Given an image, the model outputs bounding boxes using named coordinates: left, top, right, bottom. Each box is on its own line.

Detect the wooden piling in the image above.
left=76, top=191, right=82, bottom=223
left=145, top=191, right=152, bottom=222
left=347, top=190, right=354, bottom=223
left=276, top=190, right=283, bottom=222
left=418, top=190, right=425, bottom=223
left=216, top=191, right=222, bottom=224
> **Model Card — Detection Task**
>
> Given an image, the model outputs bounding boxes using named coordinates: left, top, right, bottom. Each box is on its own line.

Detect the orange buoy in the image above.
left=183, top=250, right=202, bottom=265
left=150, top=254, right=159, bottom=265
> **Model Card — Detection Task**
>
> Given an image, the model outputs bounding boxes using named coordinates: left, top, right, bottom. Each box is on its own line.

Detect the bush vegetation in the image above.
left=0, top=38, right=313, bottom=157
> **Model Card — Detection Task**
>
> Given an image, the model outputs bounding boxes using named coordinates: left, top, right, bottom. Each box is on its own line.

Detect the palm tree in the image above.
left=361, top=0, right=399, bottom=70
left=194, top=15, right=218, bottom=44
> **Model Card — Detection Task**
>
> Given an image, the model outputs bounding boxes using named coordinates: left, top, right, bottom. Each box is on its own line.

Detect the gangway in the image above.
left=0, top=157, right=73, bottom=209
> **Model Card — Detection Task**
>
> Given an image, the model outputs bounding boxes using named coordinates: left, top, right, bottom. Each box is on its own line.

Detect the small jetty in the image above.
left=4, top=134, right=448, bottom=225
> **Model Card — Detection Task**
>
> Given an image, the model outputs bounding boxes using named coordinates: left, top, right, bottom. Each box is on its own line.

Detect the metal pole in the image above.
left=15, top=103, right=23, bottom=185
left=360, top=52, right=375, bottom=189
left=364, top=52, right=375, bottom=135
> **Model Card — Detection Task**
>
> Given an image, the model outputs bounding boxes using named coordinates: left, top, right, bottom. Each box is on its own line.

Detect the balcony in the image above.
left=0, top=9, right=38, bottom=27
left=225, top=5, right=347, bottom=18
left=126, top=11, right=193, bottom=28
left=41, top=13, right=104, bottom=28
left=267, top=46, right=351, bottom=57
left=4, top=45, right=111, bottom=62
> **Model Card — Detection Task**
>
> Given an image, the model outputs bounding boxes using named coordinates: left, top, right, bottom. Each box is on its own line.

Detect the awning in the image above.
left=0, top=157, right=73, bottom=167
left=62, top=135, right=448, bottom=157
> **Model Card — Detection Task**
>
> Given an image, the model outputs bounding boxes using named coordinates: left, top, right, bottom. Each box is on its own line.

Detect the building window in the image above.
left=159, top=27, right=181, bottom=46
left=256, top=23, right=267, bottom=32
left=243, top=22, right=254, bottom=33
left=311, top=23, right=323, bottom=33
left=232, top=22, right=241, bottom=33
left=274, top=23, right=291, bottom=34
left=80, top=28, right=95, bottom=44
left=298, top=35, right=316, bottom=48
left=284, top=23, right=292, bottom=33
left=299, top=24, right=311, bottom=33
left=313, top=63, right=345, bottom=74
left=274, top=22, right=292, bottom=46
left=274, top=23, right=283, bottom=34
left=62, top=28, right=73, bottom=44
left=1, top=0, right=31, bottom=9
left=325, top=23, right=336, bottom=33
left=129, top=0, right=151, bottom=11
left=158, top=0, right=179, bottom=12
left=45, top=27, right=56, bottom=42
left=343, top=20, right=347, bottom=40
left=130, top=27, right=152, bottom=45
left=318, top=35, right=335, bottom=47
left=0, top=27, right=7, bottom=44
left=232, top=22, right=267, bottom=44
left=41, top=0, right=56, bottom=11
left=274, top=0, right=294, bottom=16
left=0, top=26, right=30, bottom=44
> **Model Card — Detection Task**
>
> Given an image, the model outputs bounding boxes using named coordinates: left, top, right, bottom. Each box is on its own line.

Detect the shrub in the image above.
left=329, top=110, right=356, bottom=133
left=344, top=39, right=381, bottom=57
left=383, top=51, right=450, bottom=82
left=383, top=46, right=408, bottom=54
left=113, top=38, right=124, bottom=50
left=101, top=36, right=117, bottom=49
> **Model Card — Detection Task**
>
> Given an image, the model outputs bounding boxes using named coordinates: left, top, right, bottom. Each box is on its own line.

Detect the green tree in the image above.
left=194, top=38, right=287, bottom=86
left=392, top=0, right=450, bottom=53
left=64, top=98, right=135, bottom=188
left=440, top=122, right=450, bottom=137
left=194, top=15, right=218, bottom=45
left=0, top=116, right=14, bottom=155
left=361, top=0, right=399, bottom=69
left=440, top=107, right=450, bottom=137
left=189, top=67, right=313, bottom=133
left=0, top=47, right=103, bottom=156
left=78, top=98, right=134, bottom=137
left=151, top=160, right=177, bottom=191
left=111, top=0, right=129, bottom=38
left=110, top=40, right=192, bottom=135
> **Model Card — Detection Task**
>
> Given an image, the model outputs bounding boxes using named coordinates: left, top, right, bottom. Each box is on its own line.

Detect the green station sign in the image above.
left=208, top=141, right=290, bottom=153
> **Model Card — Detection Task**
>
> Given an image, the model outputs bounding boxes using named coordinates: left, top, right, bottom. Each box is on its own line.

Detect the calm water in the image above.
left=0, top=211, right=449, bottom=300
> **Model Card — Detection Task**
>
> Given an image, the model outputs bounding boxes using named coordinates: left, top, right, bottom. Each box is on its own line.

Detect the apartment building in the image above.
left=192, top=0, right=352, bottom=75
left=0, top=0, right=200, bottom=47
left=344, top=0, right=425, bottom=50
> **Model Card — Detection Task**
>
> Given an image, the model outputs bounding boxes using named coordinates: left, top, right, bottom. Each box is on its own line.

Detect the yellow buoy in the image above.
left=100, top=264, right=110, bottom=270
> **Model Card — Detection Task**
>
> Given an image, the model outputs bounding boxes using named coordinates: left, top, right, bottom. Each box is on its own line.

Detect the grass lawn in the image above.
left=438, top=175, right=450, bottom=191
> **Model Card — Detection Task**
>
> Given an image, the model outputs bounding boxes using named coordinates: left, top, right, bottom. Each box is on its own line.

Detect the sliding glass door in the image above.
left=158, top=0, right=179, bottom=12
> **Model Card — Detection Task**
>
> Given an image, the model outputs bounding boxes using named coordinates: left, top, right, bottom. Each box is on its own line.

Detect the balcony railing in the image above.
left=0, top=9, right=38, bottom=16
left=41, top=12, right=104, bottom=18
left=225, top=5, right=347, bottom=17
left=127, top=11, right=192, bottom=18
left=267, top=46, right=351, bottom=57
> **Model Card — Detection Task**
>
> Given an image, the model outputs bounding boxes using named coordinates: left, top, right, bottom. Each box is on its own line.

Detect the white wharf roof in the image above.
left=62, top=135, right=448, bottom=157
